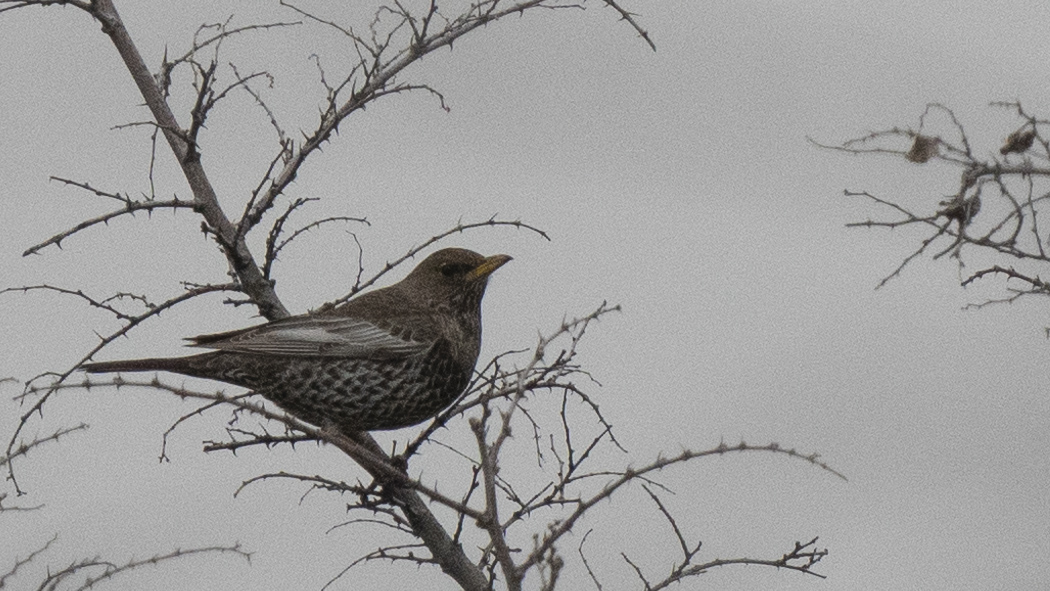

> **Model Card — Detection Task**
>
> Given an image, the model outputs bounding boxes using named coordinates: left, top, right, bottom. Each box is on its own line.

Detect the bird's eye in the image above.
left=440, top=263, right=470, bottom=277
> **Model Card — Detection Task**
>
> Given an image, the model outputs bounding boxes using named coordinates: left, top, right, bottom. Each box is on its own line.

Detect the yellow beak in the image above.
left=468, top=254, right=513, bottom=281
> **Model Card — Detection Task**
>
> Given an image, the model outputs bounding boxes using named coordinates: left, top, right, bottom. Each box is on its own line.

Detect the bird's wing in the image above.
left=186, top=315, right=429, bottom=358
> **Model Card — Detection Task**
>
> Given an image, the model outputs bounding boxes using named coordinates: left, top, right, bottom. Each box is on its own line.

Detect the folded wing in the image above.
left=186, top=316, right=429, bottom=358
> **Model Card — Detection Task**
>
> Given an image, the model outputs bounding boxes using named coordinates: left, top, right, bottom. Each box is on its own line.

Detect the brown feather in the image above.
left=81, top=248, right=511, bottom=431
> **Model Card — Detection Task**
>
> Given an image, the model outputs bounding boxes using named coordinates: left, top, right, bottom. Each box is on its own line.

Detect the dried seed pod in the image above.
left=906, top=134, right=939, bottom=163
left=1000, top=128, right=1036, bottom=155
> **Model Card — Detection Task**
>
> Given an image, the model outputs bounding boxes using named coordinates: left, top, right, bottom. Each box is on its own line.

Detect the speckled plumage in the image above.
left=82, top=248, right=511, bottom=431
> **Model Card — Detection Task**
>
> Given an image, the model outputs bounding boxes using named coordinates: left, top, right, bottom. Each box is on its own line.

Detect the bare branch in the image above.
left=824, top=102, right=1050, bottom=291
left=89, top=0, right=290, bottom=320
left=470, top=407, right=520, bottom=590
left=249, top=0, right=654, bottom=233
left=0, top=534, right=57, bottom=589
left=21, top=177, right=192, bottom=256
left=262, top=196, right=369, bottom=280
left=35, top=544, right=251, bottom=591
left=0, top=0, right=91, bottom=15
left=577, top=530, right=604, bottom=591
left=321, top=543, right=432, bottom=591
left=234, top=471, right=368, bottom=498
left=201, top=431, right=317, bottom=455
left=641, top=485, right=697, bottom=559
left=518, top=441, right=845, bottom=574
left=0, top=424, right=88, bottom=471
left=3, top=282, right=237, bottom=491
left=628, top=537, right=829, bottom=590
left=166, top=19, right=302, bottom=72
left=599, top=0, right=655, bottom=51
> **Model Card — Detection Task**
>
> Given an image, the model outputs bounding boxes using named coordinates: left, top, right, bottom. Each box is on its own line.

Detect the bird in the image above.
left=82, top=248, right=512, bottom=432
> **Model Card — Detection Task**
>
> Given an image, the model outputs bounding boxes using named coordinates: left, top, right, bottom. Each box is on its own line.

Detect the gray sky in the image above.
left=2, top=1, right=1049, bottom=589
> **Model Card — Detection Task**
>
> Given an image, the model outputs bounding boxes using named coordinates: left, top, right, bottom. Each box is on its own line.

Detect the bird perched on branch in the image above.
left=82, top=248, right=512, bottom=432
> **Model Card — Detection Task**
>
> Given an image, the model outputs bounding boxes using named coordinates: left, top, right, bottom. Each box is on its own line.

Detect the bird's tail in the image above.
left=81, top=357, right=189, bottom=374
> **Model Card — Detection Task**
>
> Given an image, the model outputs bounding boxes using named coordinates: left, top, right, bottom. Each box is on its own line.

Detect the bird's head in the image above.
left=405, top=248, right=512, bottom=311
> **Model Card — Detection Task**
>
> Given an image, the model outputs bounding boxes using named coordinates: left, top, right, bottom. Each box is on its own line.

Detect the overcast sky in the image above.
left=2, top=1, right=1049, bottom=590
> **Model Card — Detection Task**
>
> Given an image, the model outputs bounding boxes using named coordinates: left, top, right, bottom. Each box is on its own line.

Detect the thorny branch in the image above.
left=244, top=0, right=653, bottom=236
left=32, top=544, right=251, bottom=591
left=960, top=265, right=1050, bottom=310
left=84, top=0, right=292, bottom=321
left=607, top=487, right=827, bottom=590
left=319, top=543, right=431, bottom=591
left=22, top=177, right=193, bottom=257
left=0, top=424, right=88, bottom=473
left=4, top=282, right=238, bottom=492
left=815, top=101, right=1050, bottom=294
left=0, top=534, right=57, bottom=589
left=619, top=537, right=828, bottom=591
left=261, top=196, right=369, bottom=281
left=513, top=441, right=842, bottom=579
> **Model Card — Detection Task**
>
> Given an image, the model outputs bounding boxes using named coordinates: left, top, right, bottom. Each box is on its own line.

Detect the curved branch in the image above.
left=22, top=177, right=193, bottom=256
left=35, top=544, right=250, bottom=590
left=4, top=282, right=236, bottom=491
left=517, top=442, right=845, bottom=574
left=248, top=0, right=654, bottom=230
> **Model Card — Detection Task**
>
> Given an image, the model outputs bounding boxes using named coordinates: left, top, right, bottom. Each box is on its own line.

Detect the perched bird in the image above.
left=82, top=248, right=512, bottom=432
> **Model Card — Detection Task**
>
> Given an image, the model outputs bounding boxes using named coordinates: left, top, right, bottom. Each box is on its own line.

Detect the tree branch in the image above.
left=91, top=0, right=289, bottom=320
